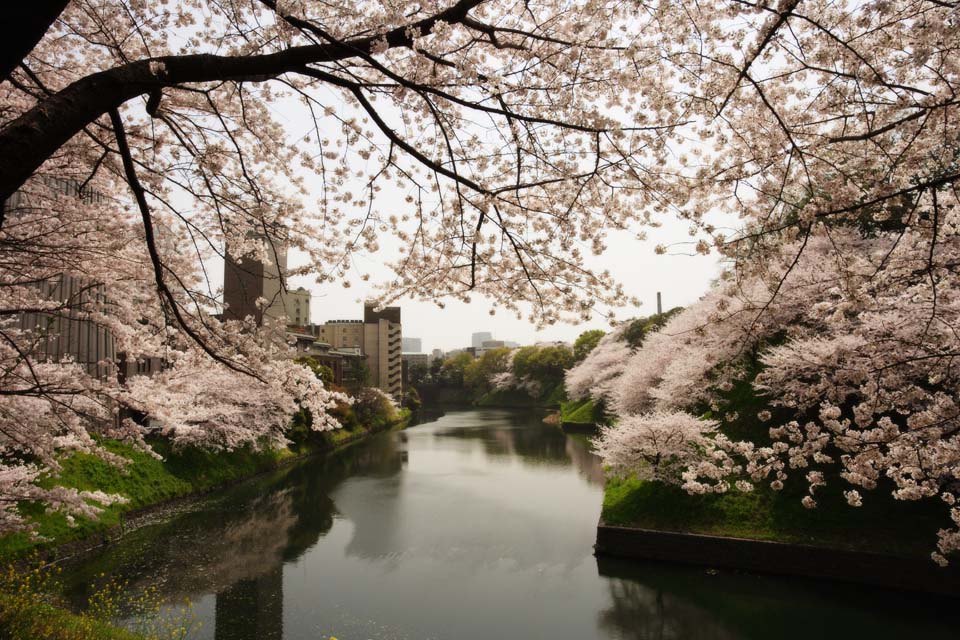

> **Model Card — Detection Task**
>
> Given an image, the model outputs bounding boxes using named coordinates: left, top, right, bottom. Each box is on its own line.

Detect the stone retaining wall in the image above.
left=595, top=521, right=960, bottom=595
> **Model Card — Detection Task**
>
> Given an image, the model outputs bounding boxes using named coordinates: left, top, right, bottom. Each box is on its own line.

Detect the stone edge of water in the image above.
left=594, top=519, right=960, bottom=596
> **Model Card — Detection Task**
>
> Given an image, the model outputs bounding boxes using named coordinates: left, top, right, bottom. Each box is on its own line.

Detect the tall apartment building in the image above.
left=310, top=303, right=402, bottom=398
left=7, top=178, right=163, bottom=382
left=363, top=303, right=403, bottom=398
left=223, top=230, right=286, bottom=324
left=287, top=287, right=311, bottom=327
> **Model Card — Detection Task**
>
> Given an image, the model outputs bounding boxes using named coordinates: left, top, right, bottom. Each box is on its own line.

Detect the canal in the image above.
left=60, top=409, right=959, bottom=639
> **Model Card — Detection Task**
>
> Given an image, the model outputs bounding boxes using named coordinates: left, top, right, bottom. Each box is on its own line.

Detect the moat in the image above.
left=60, top=409, right=960, bottom=639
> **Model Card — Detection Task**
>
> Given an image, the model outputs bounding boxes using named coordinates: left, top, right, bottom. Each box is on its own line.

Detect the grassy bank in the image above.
left=559, top=398, right=604, bottom=426
left=1, top=407, right=411, bottom=638
left=0, top=408, right=411, bottom=560
left=602, top=475, right=949, bottom=558
left=0, top=594, right=140, bottom=640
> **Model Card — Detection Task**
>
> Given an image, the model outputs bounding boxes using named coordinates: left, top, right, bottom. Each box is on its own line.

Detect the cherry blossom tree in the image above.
left=2, top=0, right=960, bottom=559
left=592, top=228, right=960, bottom=563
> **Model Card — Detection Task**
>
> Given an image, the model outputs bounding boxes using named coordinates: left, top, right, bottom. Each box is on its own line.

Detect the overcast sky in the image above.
left=287, top=219, right=723, bottom=353
left=230, top=73, right=728, bottom=354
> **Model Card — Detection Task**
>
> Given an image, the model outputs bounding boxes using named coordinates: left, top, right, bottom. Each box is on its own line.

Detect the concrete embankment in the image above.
left=595, top=521, right=960, bottom=595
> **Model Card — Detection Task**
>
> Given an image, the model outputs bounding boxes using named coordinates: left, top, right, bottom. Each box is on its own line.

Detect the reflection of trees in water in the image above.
left=67, top=489, right=298, bottom=603
left=431, top=412, right=604, bottom=483
left=62, top=432, right=406, bottom=612
left=565, top=436, right=604, bottom=486
left=598, top=577, right=738, bottom=640
left=215, top=566, right=284, bottom=640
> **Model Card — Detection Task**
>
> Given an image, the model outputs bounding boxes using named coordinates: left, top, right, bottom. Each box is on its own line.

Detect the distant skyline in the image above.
left=288, top=219, right=724, bottom=354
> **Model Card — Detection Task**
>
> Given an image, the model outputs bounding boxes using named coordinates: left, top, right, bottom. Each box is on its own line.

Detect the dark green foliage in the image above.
left=352, top=388, right=399, bottom=429
left=407, top=362, right=430, bottom=387
left=602, top=472, right=948, bottom=558
left=403, top=386, right=422, bottom=411
left=573, top=329, right=605, bottom=362
left=463, top=347, right=512, bottom=393
left=293, top=355, right=334, bottom=384
left=440, top=352, right=474, bottom=386
left=623, top=308, right=682, bottom=348
left=511, top=344, right=573, bottom=390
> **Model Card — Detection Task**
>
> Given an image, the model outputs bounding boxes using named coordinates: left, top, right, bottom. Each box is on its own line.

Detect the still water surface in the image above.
left=61, top=409, right=959, bottom=639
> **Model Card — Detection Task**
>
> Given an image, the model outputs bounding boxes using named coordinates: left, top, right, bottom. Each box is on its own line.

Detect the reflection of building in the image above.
left=402, top=337, right=422, bottom=353
left=471, top=331, right=493, bottom=348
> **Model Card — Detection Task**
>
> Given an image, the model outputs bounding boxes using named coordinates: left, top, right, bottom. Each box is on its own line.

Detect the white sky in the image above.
left=287, top=221, right=722, bottom=353
left=214, top=41, right=729, bottom=354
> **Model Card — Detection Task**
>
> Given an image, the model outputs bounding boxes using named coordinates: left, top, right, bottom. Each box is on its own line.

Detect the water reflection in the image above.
left=595, top=556, right=960, bottom=640
left=214, top=567, right=283, bottom=640
left=56, top=409, right=960, bottom=640
left=62, top=433, right=408, bottom=614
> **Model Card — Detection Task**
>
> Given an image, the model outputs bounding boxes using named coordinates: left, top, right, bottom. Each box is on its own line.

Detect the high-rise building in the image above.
left=287, top=287, right=311, bottom=327
left=471, top=331, right=493, bottom=348
left=222, top=228, right=312, bottom=327
left=402, top=337, right=422, bottom=353
left=223, top=229, right=288, bottom=325
left=310, top=302, right=403, bottom=398
left=364, top=303, right=403, bottom=398
left=7, top=178, right=162, bottom=382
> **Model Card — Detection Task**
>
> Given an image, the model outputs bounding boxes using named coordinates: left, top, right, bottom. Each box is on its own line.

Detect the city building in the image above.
left=7, top=178, right=163, bottom=383
left=223, top=227, right=288, bottom=325
left=402, top=337, right=422, bottom=353
left=401, top=352, right=429, bottom=386
left=223, top=227, right=312, bottom=328
left=471, top=332, right=493, bottom=348
left=431, top=348, right=444, bottom=362
left=311, top=319, right=364, bottom=351
left=309, top=302, right=403, bottom=398
left=363, top=303, right=403, bottom=398
left=401, top=353, right=429, bottom=368
left=287, top=287, right=311, bottom=327
left=479, top=339, right=506, bottom=353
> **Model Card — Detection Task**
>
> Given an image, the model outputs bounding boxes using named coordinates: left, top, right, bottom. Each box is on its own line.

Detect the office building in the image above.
left=310, top=302, right=402, bottom=398
left=364, top=303, right=403, bottom=398
left=402, top=337, right=422, bottom=353
left=471, top=332, right=493, bottom=348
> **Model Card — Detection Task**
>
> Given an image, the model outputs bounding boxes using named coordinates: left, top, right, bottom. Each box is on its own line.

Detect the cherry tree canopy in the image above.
left=1, top=0, right=959, bottom=544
